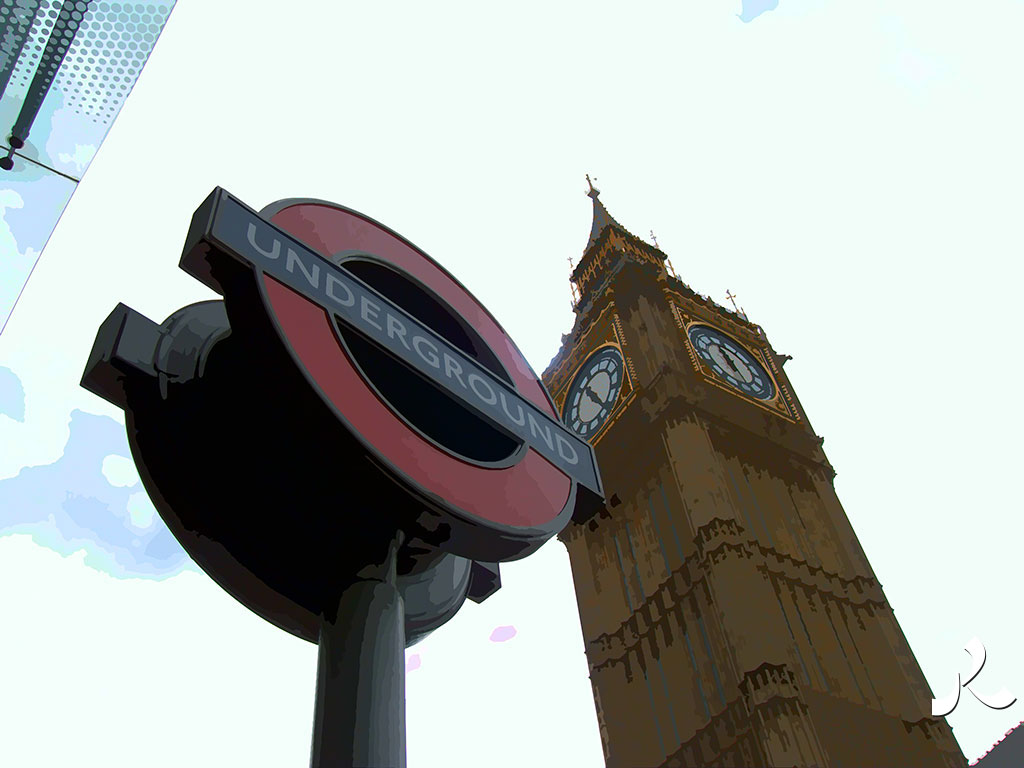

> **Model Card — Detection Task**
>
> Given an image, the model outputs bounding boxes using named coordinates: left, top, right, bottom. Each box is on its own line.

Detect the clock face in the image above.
left=688, top=325, right=775, bottom=401
left=563, top=347, right=625, bottom=437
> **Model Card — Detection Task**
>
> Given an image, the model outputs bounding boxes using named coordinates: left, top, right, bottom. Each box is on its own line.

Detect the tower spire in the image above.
left=584, top=174, right=627, bottom=253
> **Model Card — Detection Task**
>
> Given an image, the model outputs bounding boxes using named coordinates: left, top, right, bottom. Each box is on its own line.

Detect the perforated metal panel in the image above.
left=0, top=0, right=176, bottom=335
left=58, top=2, right=171, bottom=124
left=1, top=0, right=171, bottom=129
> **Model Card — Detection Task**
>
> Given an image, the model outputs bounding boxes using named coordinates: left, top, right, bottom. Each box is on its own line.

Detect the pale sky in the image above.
left=1, top=1, right=1022, bottom=766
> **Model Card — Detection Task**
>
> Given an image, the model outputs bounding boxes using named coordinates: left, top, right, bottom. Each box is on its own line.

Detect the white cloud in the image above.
left=126, top=490, right=156, bottom=529
left=56, top=143, right=97, bottom=174
left=100, top=453, right=139, bottom=487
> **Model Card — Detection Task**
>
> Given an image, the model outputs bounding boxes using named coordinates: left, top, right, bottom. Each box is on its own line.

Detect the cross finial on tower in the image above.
left=586, top=174, right=600, bottom=199
left=650, top=230, right=659, bottom=248
left=725, top=289, right=740, bottom=313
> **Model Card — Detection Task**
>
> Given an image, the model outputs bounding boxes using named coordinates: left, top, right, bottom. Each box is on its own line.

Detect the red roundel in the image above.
left=256, top=198, right=573, bottom=555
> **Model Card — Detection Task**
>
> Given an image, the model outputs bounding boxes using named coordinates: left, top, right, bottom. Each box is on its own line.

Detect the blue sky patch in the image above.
left=0, top=408, right=194, bottom=578
left=738, top=0, right=779, bottom=23
left=0, top=366, right=26, bottom=422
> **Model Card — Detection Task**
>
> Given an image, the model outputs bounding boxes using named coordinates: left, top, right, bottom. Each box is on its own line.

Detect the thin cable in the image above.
left=2, top=147, right=82, bottom=183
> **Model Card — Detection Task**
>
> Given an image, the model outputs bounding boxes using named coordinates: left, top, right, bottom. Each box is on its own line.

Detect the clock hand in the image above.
left=712, top=344, right=737, bottom=376
left=584, top=383, right=604, bottom=404
left=723, top=354, right=739, bottom=377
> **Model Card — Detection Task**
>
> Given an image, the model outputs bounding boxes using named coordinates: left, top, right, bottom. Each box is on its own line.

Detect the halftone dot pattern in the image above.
left=1, top=0, right=171, bottom=126
left=3, top=0, right=59, bottom=92
left=9, top=0, right=88, bottom=140
left=57, top=1, right=171, bottom=124
left=0, top=2, right=43, bottom=87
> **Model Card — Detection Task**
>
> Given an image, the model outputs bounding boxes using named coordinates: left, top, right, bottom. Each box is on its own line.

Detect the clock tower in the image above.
left=542, top=180, right=967, bottom=768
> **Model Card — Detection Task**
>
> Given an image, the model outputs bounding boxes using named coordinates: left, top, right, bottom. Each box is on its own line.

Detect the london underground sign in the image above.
left=183, top=188, right=600, bottom=505
left=82, top=188, right=605, bottom=767
left=178, top=188, right=602, bottom=565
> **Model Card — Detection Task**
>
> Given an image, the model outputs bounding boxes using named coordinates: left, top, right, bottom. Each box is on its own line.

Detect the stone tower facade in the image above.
left=542, top=181, right=967, bottom=768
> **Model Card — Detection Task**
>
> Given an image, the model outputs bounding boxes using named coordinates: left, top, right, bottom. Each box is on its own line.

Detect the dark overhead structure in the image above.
left=1, top=0, right=174, bottom=171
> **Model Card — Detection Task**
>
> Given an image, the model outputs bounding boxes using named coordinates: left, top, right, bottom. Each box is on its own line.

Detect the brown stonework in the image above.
left=548, top=186, right=967, bottom=768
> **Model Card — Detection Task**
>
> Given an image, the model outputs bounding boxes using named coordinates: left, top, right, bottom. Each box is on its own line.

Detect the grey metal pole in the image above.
left=310, top=530, right=406, bottom=768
